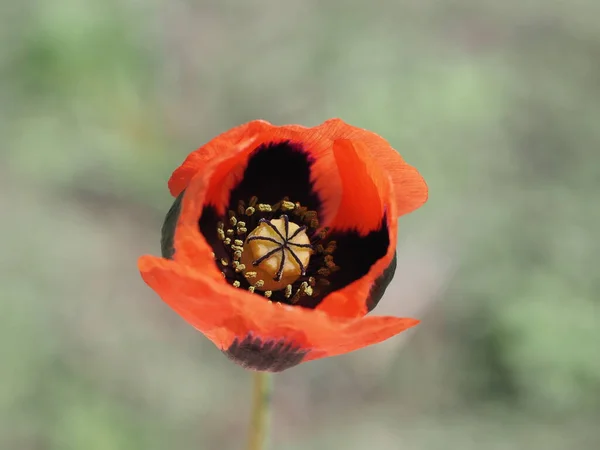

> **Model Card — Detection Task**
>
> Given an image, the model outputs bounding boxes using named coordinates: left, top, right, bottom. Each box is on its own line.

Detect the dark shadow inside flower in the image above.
left=163, top=141, right=393, bottom=311
left=227, top=142, right=321, bottom=215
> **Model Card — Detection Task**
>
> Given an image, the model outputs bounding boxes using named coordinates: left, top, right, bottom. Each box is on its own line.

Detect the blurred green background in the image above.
left=1, top=0, right=599, bottom=449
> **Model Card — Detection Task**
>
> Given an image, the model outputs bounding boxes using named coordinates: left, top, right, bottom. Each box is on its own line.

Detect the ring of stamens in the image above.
left=215, top=197, right=340, bottom=306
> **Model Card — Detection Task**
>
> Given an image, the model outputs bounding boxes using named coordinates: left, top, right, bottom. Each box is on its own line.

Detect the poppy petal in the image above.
left=304, top=315, right=420, bottom=361
left=139, top=254, right=418, bottom=371
left=316, top=188, right=399, bottom=319
left=313, top=118, right=428, bottom=217
left=183, top=127, right=344, bottom=226
left=328, top=138, right=389, bottom=234
left=168, top=120, right=274, bottom=198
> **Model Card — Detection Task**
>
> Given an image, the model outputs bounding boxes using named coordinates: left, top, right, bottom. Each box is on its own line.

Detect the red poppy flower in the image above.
left=138, top=118, right=428, bottom=372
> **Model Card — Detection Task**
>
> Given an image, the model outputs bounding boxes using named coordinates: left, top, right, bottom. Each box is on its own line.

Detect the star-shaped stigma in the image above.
left=247, top=215, right=313, bottom=282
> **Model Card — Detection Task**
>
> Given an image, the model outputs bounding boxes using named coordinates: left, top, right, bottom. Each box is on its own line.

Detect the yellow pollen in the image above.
left=241, top=217, right=312, bottom=291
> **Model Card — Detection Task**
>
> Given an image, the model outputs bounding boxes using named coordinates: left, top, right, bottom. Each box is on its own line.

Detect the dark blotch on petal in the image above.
left=161, top=191, right=184, bottom=259
left=198, top=204, right=227, bottom=259
left=367, top=251, right=397, bottom=312
left=227, top=141, right=321, bottom=214
left=224, top=334, right=309, bottom=372
left=299, top=216, right=390, bottom=309
left=161, top=191, right=224, bottom=265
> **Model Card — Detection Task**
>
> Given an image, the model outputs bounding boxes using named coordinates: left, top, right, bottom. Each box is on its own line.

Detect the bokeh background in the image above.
left=1, top=0, right=599, bottom=449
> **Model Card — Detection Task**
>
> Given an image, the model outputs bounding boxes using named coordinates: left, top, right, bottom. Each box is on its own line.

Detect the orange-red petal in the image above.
left=312, top=118, right=428, bottom=217
left=168, top=120, right=273, bottom=198
left=137, top=254, right=419, bottom=370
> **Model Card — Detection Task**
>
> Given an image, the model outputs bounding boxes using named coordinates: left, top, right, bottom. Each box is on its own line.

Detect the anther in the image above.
left=281, top=200, right=296, bottom=211
left=264, top=290, right=272, bottom=299
left=245, top=207, right=255, bottom=216
left=237, top=201, right=246, bottom=216
left=220, top=258, right=228, bottom=266
left=229, top=216, right=237, bottom=227
left=226, top=229, right=234, bottom=236
left=258, top=203, right=272, bottom=212
left=233, top=281, right=241, bottom=288
left=234, top=239, right=244, bottom=247
left=285, top=284, right=293, bottom=298
left=244, top=271, right=257, bottom=279
left=317, top=268, right=331, bottom=277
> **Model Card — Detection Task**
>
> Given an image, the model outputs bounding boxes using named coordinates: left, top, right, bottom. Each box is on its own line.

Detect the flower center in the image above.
left=214, top=196, right=339, bottom=306
left=241, top=216, right=312, bottom=291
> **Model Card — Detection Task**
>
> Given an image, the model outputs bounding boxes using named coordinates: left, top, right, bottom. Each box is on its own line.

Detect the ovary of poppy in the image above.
left=139, top=118, right=428, bottom=372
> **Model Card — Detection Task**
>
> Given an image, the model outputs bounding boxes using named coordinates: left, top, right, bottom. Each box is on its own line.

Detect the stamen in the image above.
left=281, top=200, right=296, bottom=211
left=214, top=196, right=337, bottom=304
left=237, top=200, right=246, bottom=216
left=317, top=268, right=331, bottom=277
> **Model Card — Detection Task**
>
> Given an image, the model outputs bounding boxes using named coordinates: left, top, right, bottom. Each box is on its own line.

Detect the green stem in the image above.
left=247, top=371, right=273, bottom=450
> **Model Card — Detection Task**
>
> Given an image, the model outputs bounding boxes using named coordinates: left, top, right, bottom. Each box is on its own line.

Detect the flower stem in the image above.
left=247, top=371, right=273, bottom=450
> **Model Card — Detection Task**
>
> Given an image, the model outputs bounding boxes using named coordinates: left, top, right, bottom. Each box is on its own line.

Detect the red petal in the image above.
left=316, top=186, right=399, bottom=319
left=138, top=255, right=419, bottom=365
left=328, top=138, right=390, bottom=234
left=168, top=120, right=273, bottom=198
left=304, top=316, right=420, bottom=361
left=313, top=118, right=428, bottom=217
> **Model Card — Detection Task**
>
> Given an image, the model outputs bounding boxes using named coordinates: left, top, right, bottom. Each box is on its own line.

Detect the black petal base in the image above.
left=224, top=334, right=309, bottom=372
